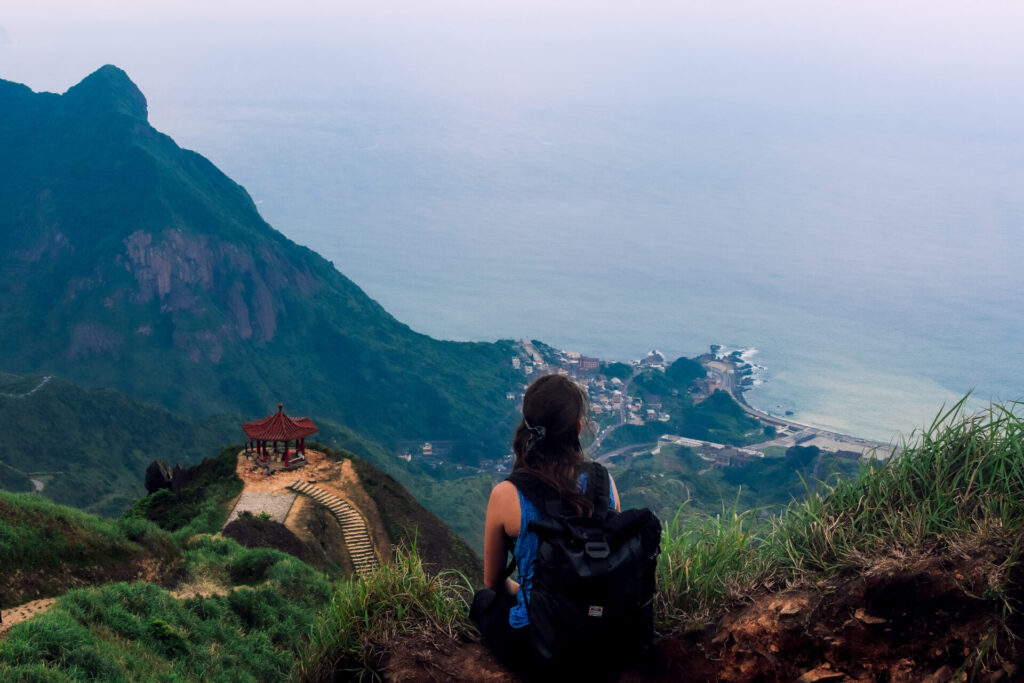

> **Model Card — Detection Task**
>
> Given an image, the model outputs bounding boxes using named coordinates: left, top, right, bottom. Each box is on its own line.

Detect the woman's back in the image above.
left=507, top=465, right=619, bottom=628
left=473, top=374, right=661, bottom=679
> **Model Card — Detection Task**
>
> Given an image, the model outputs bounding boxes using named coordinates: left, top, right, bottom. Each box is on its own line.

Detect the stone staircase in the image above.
left=287, top=480, right=380, bottom=577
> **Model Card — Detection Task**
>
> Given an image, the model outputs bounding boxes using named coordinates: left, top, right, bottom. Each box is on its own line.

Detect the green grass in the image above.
left=773, top=398, right=1024, bottom=575
left=295, top=547, right=471, bottom=682
left=0, top=539, right=330, bottom=682
left=655, top=503, right=773, bottom=626
left=655, top=398, right=1024, bottom=629
left=0, top=490, right=179, bottom=602
left=0, top=531, right=461, bottom=682
left=4, top=398, right=1022, bottom=680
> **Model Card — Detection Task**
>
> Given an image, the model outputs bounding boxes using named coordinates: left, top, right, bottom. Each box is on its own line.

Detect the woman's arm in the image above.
left=483, top=481, right=519, bottom=591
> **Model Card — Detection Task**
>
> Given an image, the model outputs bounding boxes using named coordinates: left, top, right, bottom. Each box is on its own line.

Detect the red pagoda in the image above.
left=242, top=404, right=318, bottom=468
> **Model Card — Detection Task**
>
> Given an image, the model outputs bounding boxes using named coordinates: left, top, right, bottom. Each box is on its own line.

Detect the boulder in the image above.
left=144, top=460, right=173, bottom=493
left=170, top=459, right=207, bottom=492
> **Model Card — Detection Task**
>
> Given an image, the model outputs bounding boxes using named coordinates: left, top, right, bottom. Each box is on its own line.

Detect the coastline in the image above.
left=702, top=352, right=896, bottom=460
left=505, top=340, right=896, bottom=465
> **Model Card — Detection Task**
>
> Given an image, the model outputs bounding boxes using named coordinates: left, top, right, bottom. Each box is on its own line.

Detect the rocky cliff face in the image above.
left=118, top=228, right=319, bottom=353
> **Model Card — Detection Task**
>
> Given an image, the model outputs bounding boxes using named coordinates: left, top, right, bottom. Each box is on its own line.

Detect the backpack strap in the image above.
left=506, top=470, right=565, bottom=518
left=584, top=461, right=613, bottom=522
left=507, top=461, right=612, bottom=520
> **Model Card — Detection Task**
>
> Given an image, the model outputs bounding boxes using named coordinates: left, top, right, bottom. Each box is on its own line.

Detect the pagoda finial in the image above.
left=278, top=403, right=284, bottom=412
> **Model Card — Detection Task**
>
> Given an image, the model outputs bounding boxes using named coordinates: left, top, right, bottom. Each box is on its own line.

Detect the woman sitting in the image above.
left=473, top=374, right=620, bottom=677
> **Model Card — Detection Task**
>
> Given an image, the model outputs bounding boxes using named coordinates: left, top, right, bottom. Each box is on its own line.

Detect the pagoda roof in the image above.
left=242, top=404, right=319, bottom=441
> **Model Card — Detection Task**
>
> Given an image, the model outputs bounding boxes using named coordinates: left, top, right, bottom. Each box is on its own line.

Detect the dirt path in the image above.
left=2, top=450, right=366, bottom=640
left=0, top=582, right=252, bottom=640
left=0, top=598, right=57, bottom=637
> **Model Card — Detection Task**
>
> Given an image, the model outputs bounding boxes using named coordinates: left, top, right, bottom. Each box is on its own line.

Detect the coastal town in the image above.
left=399, top=341, right=895, bottom=473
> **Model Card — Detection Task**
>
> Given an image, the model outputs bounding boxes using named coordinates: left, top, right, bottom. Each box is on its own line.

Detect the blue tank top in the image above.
left=508, top=470, right=616, bottom=628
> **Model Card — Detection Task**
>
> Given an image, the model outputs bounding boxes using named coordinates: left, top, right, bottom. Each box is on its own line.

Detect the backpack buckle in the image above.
left=584, top=540, right=610, bottom=559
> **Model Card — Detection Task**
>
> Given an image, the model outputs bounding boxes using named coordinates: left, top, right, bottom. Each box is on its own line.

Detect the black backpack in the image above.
left=505, top=462, right=661, bottom=669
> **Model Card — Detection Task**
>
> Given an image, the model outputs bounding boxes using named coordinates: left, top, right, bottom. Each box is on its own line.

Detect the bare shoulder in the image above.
left=489, top=480, right=517, bottom=505
left=487, top=480, right=521, bottom=536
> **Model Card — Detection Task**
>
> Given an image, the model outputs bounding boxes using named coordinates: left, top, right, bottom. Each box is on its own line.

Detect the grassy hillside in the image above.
left=2, top=400, right=1020, bottom=680
left=0, top=442, right=476, bottom=681
left=0, top=542, right=332, bottom=682
left=648, top=399, right=1024, bottom=679
left=616, top=443, right=862, bottom=525
left=0, top=491, right=181, bottom=605
left=0, top=373, right=239, bottom=517
left=0, top=446, right=329, bottom=680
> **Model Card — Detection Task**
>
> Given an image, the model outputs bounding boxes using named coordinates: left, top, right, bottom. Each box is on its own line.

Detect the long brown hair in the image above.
left=512, top=374, right=595, bottom=515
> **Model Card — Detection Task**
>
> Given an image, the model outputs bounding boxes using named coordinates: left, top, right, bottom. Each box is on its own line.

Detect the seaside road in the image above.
left=701, top=358, right=895, bottom=459
left=596, top=443, right=656, bottom=465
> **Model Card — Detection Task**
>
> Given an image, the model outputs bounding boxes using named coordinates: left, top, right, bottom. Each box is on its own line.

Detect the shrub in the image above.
left=295, top=547, right=471, bottom=682
left=656, top=503, right=769, bottom=627
left=146, top=618, right=188, bottom=657
left=0, top=611, right=123, bottom=681
left=268, top=557, right=331, bottom=603
left=0, top=566, right=323, bottom=681
left=228, top=548, right=284, bottom=585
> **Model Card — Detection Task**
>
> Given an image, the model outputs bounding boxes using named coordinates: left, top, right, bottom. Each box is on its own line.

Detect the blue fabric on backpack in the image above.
left=509, top=471, right=616, bottom=628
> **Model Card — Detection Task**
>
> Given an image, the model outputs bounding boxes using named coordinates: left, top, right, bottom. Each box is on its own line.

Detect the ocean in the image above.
left=152, top=93, right=1023, bottom=445
left=7, top=3, right=1022, bottom=445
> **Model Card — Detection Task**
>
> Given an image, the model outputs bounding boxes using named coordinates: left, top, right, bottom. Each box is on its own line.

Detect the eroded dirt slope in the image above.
left=382, top=545, right=1022, bottom=682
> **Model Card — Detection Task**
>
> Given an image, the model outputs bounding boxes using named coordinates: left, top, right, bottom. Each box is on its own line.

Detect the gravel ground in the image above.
left=225, top=490, right=298, bottom=525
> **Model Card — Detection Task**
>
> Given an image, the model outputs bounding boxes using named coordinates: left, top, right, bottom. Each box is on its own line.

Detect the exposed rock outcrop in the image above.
left=144, top=459, right=173, bottom=493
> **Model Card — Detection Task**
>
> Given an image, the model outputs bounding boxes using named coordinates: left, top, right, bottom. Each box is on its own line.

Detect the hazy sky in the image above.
left=5, top=2, right=1021, bottom=304
left=5, top=2, right=1024, bottom=108
left=4, top=0, right=1022, bottom=327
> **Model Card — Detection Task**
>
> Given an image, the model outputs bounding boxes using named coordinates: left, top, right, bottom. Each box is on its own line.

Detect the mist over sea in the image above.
left=9, top=2, right=1020, bottom=444
left=158, top=91, right=1023, bottom=444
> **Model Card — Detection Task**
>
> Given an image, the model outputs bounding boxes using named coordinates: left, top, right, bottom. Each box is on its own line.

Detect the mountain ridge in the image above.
left=0, top=66, right=518, bottom=454
left=62, top=65, right=148, bottom=121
